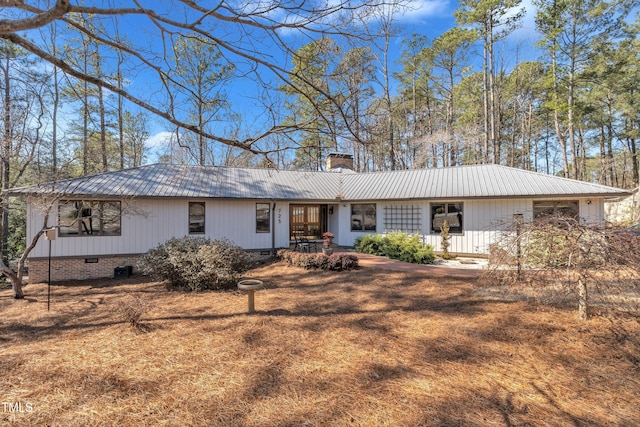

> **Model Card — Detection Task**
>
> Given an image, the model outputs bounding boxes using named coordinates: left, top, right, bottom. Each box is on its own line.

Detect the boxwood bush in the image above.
left=138, top=236, right=251, bottom=291
left=355, top=232, right=435, bottom=264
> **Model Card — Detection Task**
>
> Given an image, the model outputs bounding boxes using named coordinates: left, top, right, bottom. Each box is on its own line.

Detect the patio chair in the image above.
left=292, top=234, right=302, bottom=252
left=293, top=235, right=317, bottom=253
left=299, top=237, right=318, bottom=253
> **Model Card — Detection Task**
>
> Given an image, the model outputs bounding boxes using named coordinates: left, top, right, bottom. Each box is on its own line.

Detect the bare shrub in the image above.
left=114, top=295, right=151, bottom=329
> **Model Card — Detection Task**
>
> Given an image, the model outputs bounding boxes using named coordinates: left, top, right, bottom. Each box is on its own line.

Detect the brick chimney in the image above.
left=326, top=152, right=353, bottom=171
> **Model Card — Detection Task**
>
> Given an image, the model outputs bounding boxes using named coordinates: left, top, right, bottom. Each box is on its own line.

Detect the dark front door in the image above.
left=290, top=205, right=322, bottom=240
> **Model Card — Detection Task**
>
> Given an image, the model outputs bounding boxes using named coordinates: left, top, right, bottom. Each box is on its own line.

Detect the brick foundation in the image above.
left=27, top=255, right=142, bottom=283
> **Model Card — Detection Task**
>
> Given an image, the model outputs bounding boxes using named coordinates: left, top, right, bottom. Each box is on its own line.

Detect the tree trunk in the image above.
left=2, top=210, right=51, bottom=299
left=629, top=132, right=639, bottom=186
left=52, top=65, right=59, bottom=173
left=567, top=66, right=578, bottom=179
left=118, top=67, right=124, bottom=170
left=606, top=121, right=616, bottom=186
left=82, top=47, right=89, bottom=176
left=551, top=43, right=569, bottom=178
left=488, top=21, right=499, bottom=165
left=2, top=261, right=23, bottom=299
left=599, top=125, right=607, bottom=184
left=482, top=33, right=490, bottom=163
left=51, top=28, right=59, bottom=175
left=447, top=69, right=455, bottom=167
left=577, top=277, right=588, bottom=320
left=99, top=84, right=107, bottom=172
left=2, top=54, right=12, bottom=265
left=198, top=101, right=205, bottom=166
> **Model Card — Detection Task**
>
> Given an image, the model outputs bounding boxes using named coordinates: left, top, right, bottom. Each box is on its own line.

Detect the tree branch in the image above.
left=1, top=32, right=273, bottom=153
left=0, top=0, right=71, bottom=34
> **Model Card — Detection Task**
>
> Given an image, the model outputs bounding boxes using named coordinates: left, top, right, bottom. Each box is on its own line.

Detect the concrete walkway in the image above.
left=339, top=251, right=485, bottom=279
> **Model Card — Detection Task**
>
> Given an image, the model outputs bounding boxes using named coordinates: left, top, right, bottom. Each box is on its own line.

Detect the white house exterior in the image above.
left=9, top=156, right=629, bottom=282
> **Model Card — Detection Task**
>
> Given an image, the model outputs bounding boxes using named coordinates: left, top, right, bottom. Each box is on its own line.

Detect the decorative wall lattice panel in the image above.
left=383, top=205, right=421, bottom=234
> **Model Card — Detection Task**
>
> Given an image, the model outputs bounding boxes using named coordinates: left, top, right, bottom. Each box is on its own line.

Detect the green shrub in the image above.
left=354, top=234, right=386, bottom=256
left=138, top=236, right=251, bottom=291
left=355, top=232, right=435, bottom=265
left=276, top=250, right=358, bottom=271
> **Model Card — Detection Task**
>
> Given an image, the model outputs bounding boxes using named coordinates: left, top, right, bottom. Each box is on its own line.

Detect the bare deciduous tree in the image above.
left=485, top=215, right=640, bottom=320
left=0, top=0, right=399, bottom=160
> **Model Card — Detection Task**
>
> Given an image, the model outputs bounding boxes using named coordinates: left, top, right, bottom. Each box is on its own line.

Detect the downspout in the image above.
left=271, top=201, right=276, bottom=256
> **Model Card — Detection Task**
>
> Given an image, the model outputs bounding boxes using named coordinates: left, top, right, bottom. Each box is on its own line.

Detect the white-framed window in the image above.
left=58, top=200, right=121, bottom=237
left=189, top=202, right=206, bottom=234
left=431, top=203, right=463, bottom=234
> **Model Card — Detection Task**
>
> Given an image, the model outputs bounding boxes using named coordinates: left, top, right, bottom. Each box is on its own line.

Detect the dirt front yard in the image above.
left=1, top=260, right=639, bottom=426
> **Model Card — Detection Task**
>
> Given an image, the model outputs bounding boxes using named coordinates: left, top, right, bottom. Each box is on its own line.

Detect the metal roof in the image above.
left=7, top=164, right=344, bottom=200
left=342, top=164, right=630, bottom=200
left=7, top=163, right=630, bottom=200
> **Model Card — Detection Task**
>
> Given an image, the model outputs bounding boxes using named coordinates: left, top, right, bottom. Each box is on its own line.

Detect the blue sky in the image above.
left=141, top=0, right=541, bottom=161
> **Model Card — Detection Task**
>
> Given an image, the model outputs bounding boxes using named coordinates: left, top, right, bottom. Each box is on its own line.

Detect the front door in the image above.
left=290, top=205, right=322, bottom=240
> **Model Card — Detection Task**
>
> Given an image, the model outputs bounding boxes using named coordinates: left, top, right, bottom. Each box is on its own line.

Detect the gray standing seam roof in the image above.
left=6, top=163, right=630, bottom=200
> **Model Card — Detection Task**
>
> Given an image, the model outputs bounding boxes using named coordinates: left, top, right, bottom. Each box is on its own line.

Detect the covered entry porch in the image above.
left=289, top=204, right=338, bottom=241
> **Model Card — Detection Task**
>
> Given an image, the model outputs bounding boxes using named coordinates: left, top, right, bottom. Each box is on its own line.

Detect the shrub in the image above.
left=440, top=220, right=452, bottom=260
left=354, top=234, right=386, bottom=256
left=276, top=250, right=358, bottom=271
left=311, top=253, right=329, bottom=270
left=327, top=253, right=359, bottom=271
left=355, top=232, right=435, bottom=264
left=138, top=236, right=251, bottom=291
left=114, top=295, right=151, bottom=329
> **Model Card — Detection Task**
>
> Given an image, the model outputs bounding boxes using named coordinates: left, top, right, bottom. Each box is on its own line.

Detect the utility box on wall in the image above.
left=114, top=265, right=133, bottom=279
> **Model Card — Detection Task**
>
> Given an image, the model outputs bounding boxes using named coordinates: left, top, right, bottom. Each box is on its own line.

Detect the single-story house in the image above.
left=7, top=153, right=630, bottom=282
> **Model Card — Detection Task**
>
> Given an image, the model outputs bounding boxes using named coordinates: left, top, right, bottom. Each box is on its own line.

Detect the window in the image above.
left=431, top=203, right=463, bottom=234
left=58, top=200, right=121, bottom=237
left=351, top=203, right=376, bottom=231
left=189, top=202, right=205, bottom=234
left=256, top=203, right=270, bottom=233
left=533, top=201, right=579, bottom=220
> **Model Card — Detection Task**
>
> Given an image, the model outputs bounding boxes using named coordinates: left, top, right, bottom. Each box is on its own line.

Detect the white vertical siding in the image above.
left=580, top=198, right=604, bottom=224
left=25, top=195, right=612, bottom=259
left=422, top=199, right=531, bottom=255
left=273, top=202, right=290, bottom=248
left=27, top=198, right=283, bottom=259
left=335, top=203, right=359, bottom=247
left=335, top=197, right=609, bottom=255
left=327, top=203, right=340, bottom=239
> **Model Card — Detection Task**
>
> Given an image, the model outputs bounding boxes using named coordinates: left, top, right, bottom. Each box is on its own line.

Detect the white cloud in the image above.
left=145, top=131, right=173, bottom=149
left=397, top=0, right=450, bottom=22
left=143, top=131, right=175, bottom=164
left=509, top=0, right=541, bottom=40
